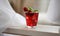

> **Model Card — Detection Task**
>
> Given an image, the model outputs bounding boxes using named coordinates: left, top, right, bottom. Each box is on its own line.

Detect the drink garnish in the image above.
left=23, top=7, right=38, bottom=13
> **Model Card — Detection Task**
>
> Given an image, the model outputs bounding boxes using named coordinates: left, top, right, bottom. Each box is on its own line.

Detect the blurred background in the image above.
left=2, top=0, right=60, bottom=36
left=8, top=0, right=50, bottom=16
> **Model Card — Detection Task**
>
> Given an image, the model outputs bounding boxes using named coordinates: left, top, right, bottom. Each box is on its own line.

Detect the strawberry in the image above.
left=23, top=7, right=28, bottom=12
left=23, top=7, right=38, bottom=13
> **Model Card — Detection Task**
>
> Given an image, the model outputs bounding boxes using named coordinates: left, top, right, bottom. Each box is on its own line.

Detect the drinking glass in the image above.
left=25, top=12, right=39, bottom=28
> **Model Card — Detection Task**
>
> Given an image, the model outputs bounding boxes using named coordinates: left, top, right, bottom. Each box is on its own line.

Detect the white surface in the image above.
left=0, top=0, right=12, bottom=33
left=4, top=24, right=59, bottom=36
left=3, top=34, right=21, bottom=36
left=38, top=13, right=60, bottom=26
left=47, top=0, right=60, bottom=24
left=0, top=0, right=26, bottom=34
left=8, top=24, right=60, bottom=34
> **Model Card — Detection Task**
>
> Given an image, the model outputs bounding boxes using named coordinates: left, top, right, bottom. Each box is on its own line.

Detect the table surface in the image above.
left=4, top=24, right=60, bottom=36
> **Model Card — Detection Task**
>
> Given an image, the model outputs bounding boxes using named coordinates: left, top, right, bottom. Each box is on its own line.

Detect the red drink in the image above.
left=25, top=13, right=39, bottom=28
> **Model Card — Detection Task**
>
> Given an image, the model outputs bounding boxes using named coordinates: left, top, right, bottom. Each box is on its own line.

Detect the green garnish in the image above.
left=28, top=7, right=33, bottom=10
left=28, top=7, right=39, bottom=13
left=34, top=10, right=38, bottom=12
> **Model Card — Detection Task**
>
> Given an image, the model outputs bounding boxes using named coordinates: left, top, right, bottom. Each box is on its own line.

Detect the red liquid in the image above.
left=25, top=13, right=39, bottom=27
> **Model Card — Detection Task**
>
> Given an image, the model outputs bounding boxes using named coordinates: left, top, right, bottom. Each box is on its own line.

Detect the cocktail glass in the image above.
left=25, top=12, right=39, bottom=28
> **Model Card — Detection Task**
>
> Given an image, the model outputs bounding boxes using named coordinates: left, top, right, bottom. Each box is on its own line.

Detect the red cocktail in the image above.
left=23, top=7, right=39, bottom=28
left=25, top=13, right=39, bottom=28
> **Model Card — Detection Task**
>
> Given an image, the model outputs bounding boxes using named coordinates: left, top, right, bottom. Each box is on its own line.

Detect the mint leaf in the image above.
left=28, top=7, right=33, bottom=10
left=28, top=7, right=39, bottom=13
